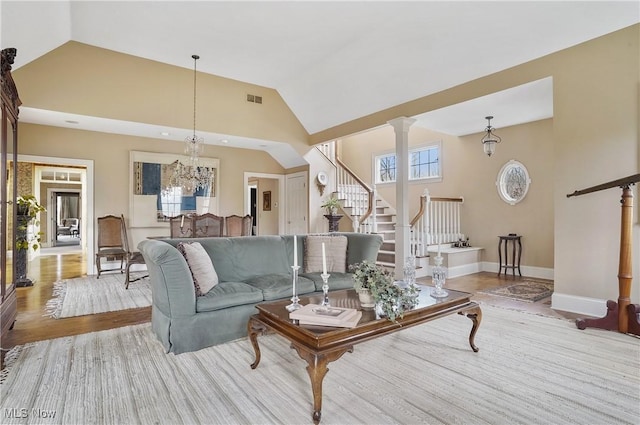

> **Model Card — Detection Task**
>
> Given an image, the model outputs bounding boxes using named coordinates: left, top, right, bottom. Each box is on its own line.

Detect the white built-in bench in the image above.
left=426, top=245, right=484, bottom=279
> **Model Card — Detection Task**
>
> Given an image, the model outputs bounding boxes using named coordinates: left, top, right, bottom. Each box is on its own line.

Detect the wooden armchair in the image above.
left=170, top=214, right=194, bottom=238
left=95, top=215, right=127, bottom=278
left=121, top=214, right=146, bottom=289
left=225, top=214, right=252, bottom=236
left=193, top=213, right=224, bottom=237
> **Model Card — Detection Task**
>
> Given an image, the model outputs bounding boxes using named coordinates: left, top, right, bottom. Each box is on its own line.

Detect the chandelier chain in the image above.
left=191, top=54, right=199, bottom=137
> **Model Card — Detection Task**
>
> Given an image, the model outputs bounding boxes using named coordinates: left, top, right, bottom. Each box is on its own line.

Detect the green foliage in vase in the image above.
left=350, top=260, right=420, bottom=322
left=320, top=196, right=341, bottom=214
left=349, top=260, right=391, bottom=291
left=15, top=195, right=46, bottom=251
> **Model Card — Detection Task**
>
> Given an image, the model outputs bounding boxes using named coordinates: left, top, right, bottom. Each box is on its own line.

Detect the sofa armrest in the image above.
left=138, top=239, right=197, bottom=317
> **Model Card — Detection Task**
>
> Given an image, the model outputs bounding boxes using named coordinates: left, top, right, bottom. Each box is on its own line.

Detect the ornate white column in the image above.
left=387, top=117, right=416, bottom=279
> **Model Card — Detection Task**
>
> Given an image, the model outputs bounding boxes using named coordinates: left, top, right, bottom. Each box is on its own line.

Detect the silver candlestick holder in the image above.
left=286, top=265, right=302, bottom=312
left=318, top=272, right=331, bottom=311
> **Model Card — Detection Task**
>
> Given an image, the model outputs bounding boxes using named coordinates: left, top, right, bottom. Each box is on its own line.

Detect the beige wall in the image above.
left=552, top=26, right=638, bottom=303
left=18, top=123, right=285, bottom=246
left=14, top=42, right=309, bottom=146
left=257, top=178, right=279, bottom=235
left=340, top=120, right=555, bottom=270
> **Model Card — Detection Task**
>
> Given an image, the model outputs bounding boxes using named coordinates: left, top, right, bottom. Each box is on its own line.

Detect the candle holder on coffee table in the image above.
left=286, top=265, right=302, bottom=312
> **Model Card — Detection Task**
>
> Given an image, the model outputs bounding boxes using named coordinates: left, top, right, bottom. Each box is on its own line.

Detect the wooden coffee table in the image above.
left=247, top=285, right=481, bottom=424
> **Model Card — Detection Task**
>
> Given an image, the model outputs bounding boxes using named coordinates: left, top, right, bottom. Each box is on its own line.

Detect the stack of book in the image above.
left=290, top=304, right=362, bottom=328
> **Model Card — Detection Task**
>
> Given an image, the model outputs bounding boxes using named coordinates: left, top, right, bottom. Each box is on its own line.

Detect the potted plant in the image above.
left=369, top=278, right=420, bottom=323
left=350, top=260, right=389, bottom=308
left=15, top=195, right=46, bottom=250
left=321, top=196, right=341, bottom=215
left=350, top=260, right=420, bottom=322
left=15, top=195, right=46, bottom=286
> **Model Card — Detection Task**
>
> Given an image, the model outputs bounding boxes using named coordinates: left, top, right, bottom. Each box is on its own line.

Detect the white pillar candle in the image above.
left=437, top=243, right=441, bottom=257
left=293, top=235, right=298, bottom=267
left=322, top=242, right=327, bottom=274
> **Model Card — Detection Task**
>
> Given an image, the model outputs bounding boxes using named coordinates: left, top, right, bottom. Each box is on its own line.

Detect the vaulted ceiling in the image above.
left=2, top=1, right=638, bottom=164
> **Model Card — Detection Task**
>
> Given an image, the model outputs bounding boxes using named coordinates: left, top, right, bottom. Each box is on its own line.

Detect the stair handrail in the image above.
left=410, top=190, right=464, bottom=257
left=410, top=192, right=429, bottom=227
left=335, top=156, right=375, bottom=231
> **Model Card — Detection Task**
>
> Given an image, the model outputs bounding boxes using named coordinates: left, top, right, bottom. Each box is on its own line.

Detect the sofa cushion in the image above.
left=169, top=236, right=292, bottom=283
left=244, top=274, right=317, bottom=301
left=196, top=281, right=264, bottom=312
left=300, top=272, right=355, bottom=292
left=177, top=241, right=219, bottom=296
left=304, top=235, right=348, bottom=273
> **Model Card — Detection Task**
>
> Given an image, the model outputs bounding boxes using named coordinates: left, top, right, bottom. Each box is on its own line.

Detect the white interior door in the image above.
left=286, top=172, right=307, bottom=235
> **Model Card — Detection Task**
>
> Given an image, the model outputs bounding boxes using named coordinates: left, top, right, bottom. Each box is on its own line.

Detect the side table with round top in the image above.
left=498, top=234, right=522, bottom=276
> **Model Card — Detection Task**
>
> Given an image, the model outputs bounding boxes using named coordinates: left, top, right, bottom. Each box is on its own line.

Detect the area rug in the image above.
left=480, top=279, right=554, bottom=302
left=3, top=305, right=638, bottom=424
left=44, top=273, right=151, bottom=319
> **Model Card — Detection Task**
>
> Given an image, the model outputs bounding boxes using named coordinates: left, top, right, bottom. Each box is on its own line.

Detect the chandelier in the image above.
left=167, top=54, right=212, bottom=193
left=481, top=115, right=502, bottom=157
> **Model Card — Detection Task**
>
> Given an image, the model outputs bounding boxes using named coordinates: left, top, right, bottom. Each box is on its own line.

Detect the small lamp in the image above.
left=481, top=116, right=501, bottom=157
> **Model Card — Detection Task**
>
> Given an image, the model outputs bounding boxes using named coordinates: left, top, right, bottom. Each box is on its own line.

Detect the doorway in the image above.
left=50, top=190, right=81, bottom=247
left=244, top=172, right=285, bottom=235
left=21, top=155, right=93, bottom=273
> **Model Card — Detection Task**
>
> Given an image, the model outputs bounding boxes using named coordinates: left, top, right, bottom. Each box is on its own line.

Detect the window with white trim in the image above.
left=375, top=143, right=441, bottom=184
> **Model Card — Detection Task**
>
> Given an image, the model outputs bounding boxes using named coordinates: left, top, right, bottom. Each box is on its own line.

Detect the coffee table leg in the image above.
left=248, top=317, right=266, bottom=369
left=459, top=305, right=482, bottom=352
left=292, top=345, right=353, bottom=424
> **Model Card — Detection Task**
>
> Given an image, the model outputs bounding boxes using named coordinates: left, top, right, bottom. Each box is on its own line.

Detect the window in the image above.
left=377, top=154, right=396, bottom=183
left=375, top=143, right=441, bottom=184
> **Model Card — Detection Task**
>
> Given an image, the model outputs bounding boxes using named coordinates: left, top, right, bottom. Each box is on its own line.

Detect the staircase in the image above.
left=318, top=142, right=466, bottom=274
left=370, top=198, right=396, bottom=270
left=336, top=187, right=397, bottom=269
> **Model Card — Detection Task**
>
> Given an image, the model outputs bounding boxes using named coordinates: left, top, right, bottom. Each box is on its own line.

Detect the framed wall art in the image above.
left=129, top=151, right=220, bottom=227
left=263, top=191, right=271, bottom=211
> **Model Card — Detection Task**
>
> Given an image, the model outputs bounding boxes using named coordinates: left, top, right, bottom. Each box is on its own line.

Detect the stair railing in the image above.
left=410, top=189, right=464, bottom=257
left=335, top=157, right=374, bottom=233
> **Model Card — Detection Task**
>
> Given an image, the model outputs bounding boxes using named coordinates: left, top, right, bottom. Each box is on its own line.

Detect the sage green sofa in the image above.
left=138, top=233, right=383, bottom=354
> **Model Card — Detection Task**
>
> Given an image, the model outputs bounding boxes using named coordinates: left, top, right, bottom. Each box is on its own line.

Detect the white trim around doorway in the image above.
left=19, top=154, right=94, bottom=276
left=243, top=172, right=285, bottom=235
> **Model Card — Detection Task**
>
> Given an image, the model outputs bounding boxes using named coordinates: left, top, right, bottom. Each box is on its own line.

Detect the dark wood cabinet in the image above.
left=1, top=48, right=21, bottom=360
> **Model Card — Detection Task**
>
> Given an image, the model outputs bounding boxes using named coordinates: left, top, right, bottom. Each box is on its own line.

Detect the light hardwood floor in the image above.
left=2, top=251, right=585, bottom=350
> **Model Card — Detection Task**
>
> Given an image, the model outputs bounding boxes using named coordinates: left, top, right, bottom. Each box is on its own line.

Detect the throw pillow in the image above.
left=304, top=235, right=348, bottom=273
left=177, top=242, right=219, bottom=296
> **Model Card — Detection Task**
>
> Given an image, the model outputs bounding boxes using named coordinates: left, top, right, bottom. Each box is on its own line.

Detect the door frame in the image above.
left=243, top=172, right=285, bottom=234
left=20, top=154, right=94, bottom=274
left=47, top=188, right=82, bottom=246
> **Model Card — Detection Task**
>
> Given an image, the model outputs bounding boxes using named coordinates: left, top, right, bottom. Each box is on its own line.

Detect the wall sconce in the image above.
left=481, top=116, right=502, bottom=157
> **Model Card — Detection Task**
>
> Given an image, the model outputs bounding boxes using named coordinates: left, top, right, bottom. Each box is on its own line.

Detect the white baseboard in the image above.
left=481, top=262, right=554, bottom=280
left=551, top=292, right=607, bottom=317
left=412, top=259, right=554, bottom=281
left=447, top=262, right=482, bottom=278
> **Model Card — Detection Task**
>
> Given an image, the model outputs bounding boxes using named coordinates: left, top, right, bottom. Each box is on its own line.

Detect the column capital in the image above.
left=387, top=117, right=417, bottom=132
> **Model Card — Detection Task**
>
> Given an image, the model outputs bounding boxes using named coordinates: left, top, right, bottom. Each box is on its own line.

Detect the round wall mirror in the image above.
left=496, top=160, right=531, bottom=205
